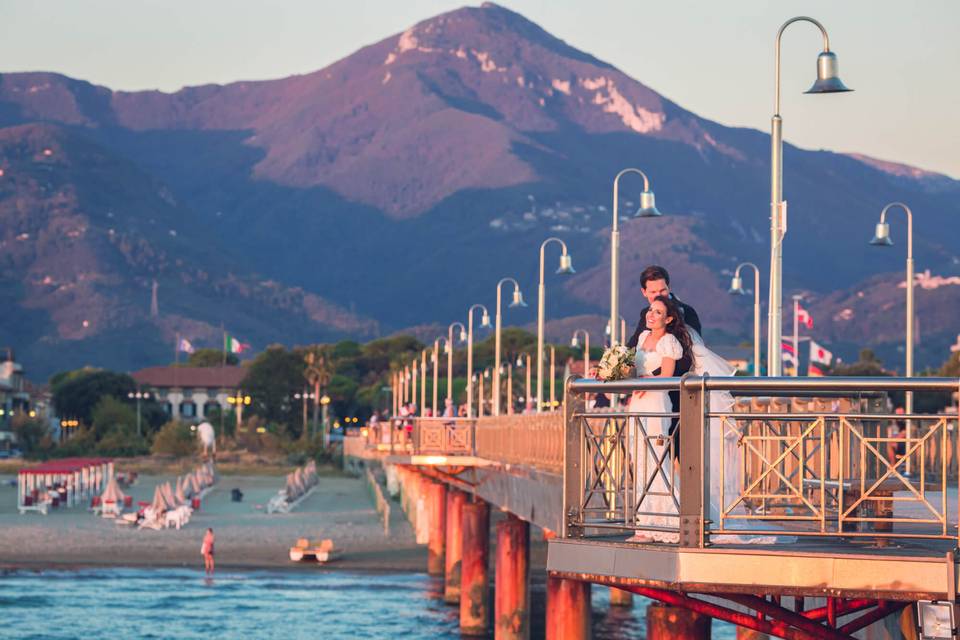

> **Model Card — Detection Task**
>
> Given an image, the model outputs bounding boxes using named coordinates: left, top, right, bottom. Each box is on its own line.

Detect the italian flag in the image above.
left=225, top=333, right=250, bottom=354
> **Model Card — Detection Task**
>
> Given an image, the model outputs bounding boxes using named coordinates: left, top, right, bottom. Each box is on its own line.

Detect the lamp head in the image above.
left=444, top=342, right=451, bottom=355
left=515, top=355, right=524, bottom=367
left=570, top=335, right=579, bottom=348
left=480, top=311, right=492, bottom=328
left=604, top=322, right=611, bottom=336
left=728, top=275, right=746, bottom=295
left=459, top=328, right=468, bottom=342
left=870, top=222, right=893, bottom=246
left=509, top=288, right=528, bottom=308
left=805, top=51, right=853, bottom=94
left=556, top=253, right=575, bottom=275
left=635, top=189, right=662, bottom=218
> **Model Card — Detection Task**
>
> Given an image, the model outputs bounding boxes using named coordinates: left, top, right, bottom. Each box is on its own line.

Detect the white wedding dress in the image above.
left=629, top=329, right=779, bottom=544
left=628, top=331, right=682, bottom=542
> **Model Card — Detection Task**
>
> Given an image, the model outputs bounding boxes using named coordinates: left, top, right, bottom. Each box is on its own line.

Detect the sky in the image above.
left=1, top=0, right=958, bottom=177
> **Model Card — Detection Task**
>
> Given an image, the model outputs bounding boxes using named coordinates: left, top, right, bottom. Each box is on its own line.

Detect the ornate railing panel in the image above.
left=475, top=413, right=564, bottom=473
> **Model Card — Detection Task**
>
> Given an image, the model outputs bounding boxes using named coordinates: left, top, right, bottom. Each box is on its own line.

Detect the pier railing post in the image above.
left=679, top=374, right=708, bottom=548
left=562, top=376, right=583, bottom=538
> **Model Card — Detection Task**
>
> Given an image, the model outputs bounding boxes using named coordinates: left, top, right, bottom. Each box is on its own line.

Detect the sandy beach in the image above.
left=0, top=470, right=427, bottom=572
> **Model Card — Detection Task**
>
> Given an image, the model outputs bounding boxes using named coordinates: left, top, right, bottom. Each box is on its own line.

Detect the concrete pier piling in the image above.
left=494, top=514, right=530, bottom=640
left=609, top=587, right=633, bottom=608
left=545, top=576, right=591, bottom=640
left=444, top=489, right=467, bottom=603
left=460, top=499, right=491, bottom=635
left=426, top=481, right=447, bottom=575
left=646, top=602, right=711, bottom=640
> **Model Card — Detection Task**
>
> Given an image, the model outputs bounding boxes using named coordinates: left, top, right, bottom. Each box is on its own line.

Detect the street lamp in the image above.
left=127, top=390, right=150, bottom=437
left=870, top=201, right=916, bottom=472
left=445, top=322, right=467, bottom=410
left=494, top=277, right=527, bottom=415
left=571, top=330, right=591, bottom=379
left=604, top=316, right=627, bottom=346
left=226, top=392, right=252, bottom=431
left=767, top=16, right=852, bottom=376
left=610, top=168, right=661, bottom=347
left=729, top=262, right=762, bottom=375
left=466, top=304, right=492, bottom=417
left=537, top=238, right=574, bottom=412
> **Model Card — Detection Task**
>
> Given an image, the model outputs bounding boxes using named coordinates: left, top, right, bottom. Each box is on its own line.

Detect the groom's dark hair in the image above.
left=640, top=265, right=670, bottom=289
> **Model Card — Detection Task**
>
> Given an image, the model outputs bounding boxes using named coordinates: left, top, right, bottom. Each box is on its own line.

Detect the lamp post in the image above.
left=226, top=392, right=251, bottom=431
left=420, top=349, right=427, bottom=416
left=445, top=322, right=467, bottom=410
left=466, top=304, right=491, bottom=417
left=549, top=345, right=557, bottom=410
left=494, top=277, right=527, bottom=415
left=571, top=330, right=591, bottom=378
left=537, top=238, right=574, bottom=412
left=431, top=339, right=442, bottom=417
left=517, top=353, right=532, bottom=409
left=729, top=262, right=762, bottom=375
left=604, top=316, right=627, bottom=346
left=767, top=17, right=852, bottom=376
left=610, top=168, right=662, bottom=346
left=127, top=389, right=150, bottom=437
left=870, top=201, right=915, bottom=473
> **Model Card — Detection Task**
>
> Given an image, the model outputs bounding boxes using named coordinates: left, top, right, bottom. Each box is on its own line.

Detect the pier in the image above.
left=347, top=375, right=960, bottom=639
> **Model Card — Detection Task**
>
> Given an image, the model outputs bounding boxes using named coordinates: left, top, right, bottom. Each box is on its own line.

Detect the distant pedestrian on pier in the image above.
left=442, top=398, right=455, bottom=417
left=201, top=528, right=215, bottom=574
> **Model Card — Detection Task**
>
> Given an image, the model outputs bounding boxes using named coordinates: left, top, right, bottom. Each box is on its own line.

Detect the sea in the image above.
left=0, top=567, right=738, bottom=639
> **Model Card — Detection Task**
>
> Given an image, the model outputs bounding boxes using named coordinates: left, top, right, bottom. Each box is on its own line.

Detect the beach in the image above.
left=0, top=470, right=426, bottom=572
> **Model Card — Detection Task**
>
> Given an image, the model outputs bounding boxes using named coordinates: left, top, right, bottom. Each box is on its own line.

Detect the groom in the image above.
left=626, top=265, right=701, bottom=460
left=625, top=265, right=702, bottom=347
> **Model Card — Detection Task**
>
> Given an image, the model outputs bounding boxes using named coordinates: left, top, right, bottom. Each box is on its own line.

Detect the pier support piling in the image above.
left=460, top=499, right=491, bottom=635
left=427, top=481, right=447, bottom=575
left=444, top=489, right=467, bottom=603
left=646, top=602, right=711, bottom=639
left=545, top=576, right=591, bottom=640
left=609, top=587, right=633, bottom=608
left=495, top=514, right=530, bottom=639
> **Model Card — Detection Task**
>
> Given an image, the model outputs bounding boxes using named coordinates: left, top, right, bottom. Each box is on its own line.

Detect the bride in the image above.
left=627, top=296, right=776, bottom=544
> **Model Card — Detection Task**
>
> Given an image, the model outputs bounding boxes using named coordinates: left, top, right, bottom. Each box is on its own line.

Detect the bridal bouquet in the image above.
left=595, top=345, right=636, bottom=381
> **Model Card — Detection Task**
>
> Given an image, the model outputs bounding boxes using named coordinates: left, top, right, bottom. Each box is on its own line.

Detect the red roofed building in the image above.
left=131, top=366, right=247, bottom=420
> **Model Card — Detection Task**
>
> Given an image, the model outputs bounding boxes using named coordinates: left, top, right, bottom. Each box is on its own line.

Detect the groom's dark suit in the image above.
left=626, top=295, right=701, bottom=461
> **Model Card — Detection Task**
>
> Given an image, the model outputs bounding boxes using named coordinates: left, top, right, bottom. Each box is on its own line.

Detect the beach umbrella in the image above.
left=162, top=481, right=177, bottom=506
left=150, top=485, right=169, bottom=513
left=100, top=476, right=125, bottom=504
left=175, top=482, right=188, bottom=505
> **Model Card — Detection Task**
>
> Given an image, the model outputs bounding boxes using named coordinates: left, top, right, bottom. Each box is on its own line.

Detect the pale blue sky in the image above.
left=1, top=0, right=957, bottom=176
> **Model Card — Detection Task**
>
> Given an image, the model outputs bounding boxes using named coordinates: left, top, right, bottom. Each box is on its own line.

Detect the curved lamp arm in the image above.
left=878, top=202, right=914, bottom=260
left=775, top=16, right=831, bottom=114
left=612, top=168, right=651, bottom=232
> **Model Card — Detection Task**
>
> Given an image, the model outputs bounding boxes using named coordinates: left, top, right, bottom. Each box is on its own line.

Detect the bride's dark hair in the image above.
left=653, top=295, right=695, bottom=370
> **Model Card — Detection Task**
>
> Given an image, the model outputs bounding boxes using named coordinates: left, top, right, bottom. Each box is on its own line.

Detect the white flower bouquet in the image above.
left=595, top=345, right=636, bottom=381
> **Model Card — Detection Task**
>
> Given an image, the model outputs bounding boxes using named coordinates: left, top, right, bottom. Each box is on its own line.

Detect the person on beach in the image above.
left=201, top=528, right=215, bottom=574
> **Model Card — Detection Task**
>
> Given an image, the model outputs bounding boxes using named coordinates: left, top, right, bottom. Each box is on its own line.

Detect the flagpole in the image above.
left=222, top=324, right=226, bottom=367
left=175, top=332, right=180, bottom=365
left=792, top=295, right=801, bottom=377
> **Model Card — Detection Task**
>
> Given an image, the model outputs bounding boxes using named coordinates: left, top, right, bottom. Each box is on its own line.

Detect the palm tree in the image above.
left=304, top=347, right=333, bottom=442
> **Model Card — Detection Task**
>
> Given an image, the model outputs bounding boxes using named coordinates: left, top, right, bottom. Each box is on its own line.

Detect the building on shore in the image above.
left=0, top=351, right=31, bottom=424
left=131, top=366, right=247, bottom=421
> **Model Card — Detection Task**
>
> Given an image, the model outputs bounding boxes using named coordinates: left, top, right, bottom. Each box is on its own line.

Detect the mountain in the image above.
left=1, top=2, right=958, bottom=377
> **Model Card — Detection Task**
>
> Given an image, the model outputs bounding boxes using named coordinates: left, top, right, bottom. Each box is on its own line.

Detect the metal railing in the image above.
left=563, top=375, right=960, bottom=547
left=412, top=417, right=476, bottom=455
left=475, top=413, right=564, bottom=473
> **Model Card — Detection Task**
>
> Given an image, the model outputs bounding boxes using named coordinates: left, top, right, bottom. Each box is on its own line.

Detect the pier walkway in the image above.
left=347, top=375, right=959, bottom=639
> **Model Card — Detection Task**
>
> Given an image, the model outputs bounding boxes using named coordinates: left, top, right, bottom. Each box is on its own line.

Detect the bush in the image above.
left=91, top=396, right=138, bottom=440
left=52, top=427, right=97, bottom=458
left=151, top=421, right=196, bottom=457
left=96, top=428, right=150, bottom=457
left=10, top=414, right=51, bottom=456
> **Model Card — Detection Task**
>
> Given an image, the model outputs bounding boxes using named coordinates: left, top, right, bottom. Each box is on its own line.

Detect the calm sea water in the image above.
left=0, top=568, right=735, bottom=639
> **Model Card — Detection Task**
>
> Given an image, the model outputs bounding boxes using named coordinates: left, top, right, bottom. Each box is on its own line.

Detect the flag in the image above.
left=808, top=340, right=833, bottom=376
left=797, top=304, right=814, bottom=329
left=177, top=337, right=195, bottom=354
left=225, top=334, right=250, bottom=354
left=781, top=341, right=797, bottom=376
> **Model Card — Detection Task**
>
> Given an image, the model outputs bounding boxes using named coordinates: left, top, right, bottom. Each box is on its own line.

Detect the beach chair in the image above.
left=289, top=538, right=339, bottom=563
left=101, top=499, right=121, bottom=518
